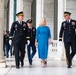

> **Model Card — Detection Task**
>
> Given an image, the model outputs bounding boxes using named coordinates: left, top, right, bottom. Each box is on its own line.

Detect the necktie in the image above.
left=67, top=20, right=69, bottom=23
left=20, top=21, right=22, bottom=25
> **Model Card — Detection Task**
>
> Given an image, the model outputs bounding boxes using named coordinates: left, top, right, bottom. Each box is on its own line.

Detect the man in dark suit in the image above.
left=9, top=11, right=28, bottom=69
left=26, top=19, right=36, bottom=65
left=59, top=12, right=76, bottom=68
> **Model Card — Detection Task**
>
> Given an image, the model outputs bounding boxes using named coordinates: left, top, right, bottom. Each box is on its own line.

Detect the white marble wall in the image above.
left=66, top=0, right=76, bottom=20
left=4, top=0, right=9, bottom=30
left=0, top=0, right=6, bottom=67
left=4, top=10, right=7, bottom=30
left=44, top=0, right=54, bottom=39
left=23, top=0, right=32, bottom=22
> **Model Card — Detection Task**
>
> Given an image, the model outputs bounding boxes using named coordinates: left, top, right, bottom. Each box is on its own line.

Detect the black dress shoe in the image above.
left=16, top=66, right=20, bottom=69
left=67, top=65, right=71, bottom=68
left=29, top=62, right=32, bottom=65
left=6, top=55, right=9, bottom=58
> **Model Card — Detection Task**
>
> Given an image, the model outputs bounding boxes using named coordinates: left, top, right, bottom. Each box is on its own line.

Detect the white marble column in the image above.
left=17, top=0, right=23, bottom=13
left=57, top=0, right=64, bottom=39
left=9, top=0, right=14, bottom=30
left=57, top=0, right=67, bottom=39
left=36, top=0, right=44, bottom=28
left=0, top=0, right=6, bottom=68
left=57, top=0, right=66, bottom=60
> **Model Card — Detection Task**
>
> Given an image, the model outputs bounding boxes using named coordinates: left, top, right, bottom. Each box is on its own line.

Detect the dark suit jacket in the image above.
left=59, top=19, right=76, bottom=42
left=26, top=27, right=36, bottom=45
left=9, top=21, right=28, bottom=44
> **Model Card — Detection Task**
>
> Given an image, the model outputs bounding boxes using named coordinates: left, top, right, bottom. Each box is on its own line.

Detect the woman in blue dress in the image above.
left=36, top=18, right=52, bottom=67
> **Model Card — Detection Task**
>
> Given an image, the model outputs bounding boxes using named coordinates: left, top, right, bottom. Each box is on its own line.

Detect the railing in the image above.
left=48, top=40, right=64, bottom=60
left=48, top=40, right=76, bottom=61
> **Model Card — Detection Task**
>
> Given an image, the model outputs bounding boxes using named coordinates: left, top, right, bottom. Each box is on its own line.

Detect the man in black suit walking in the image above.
left=59, top=12, right=76, bottom=68
left=9, top=11, right=28, bottom=69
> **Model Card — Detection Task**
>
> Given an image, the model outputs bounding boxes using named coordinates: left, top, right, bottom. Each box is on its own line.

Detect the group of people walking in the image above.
left=8, top=11, right=52, bottom=69
left=4, top=11, right=76, bottom=69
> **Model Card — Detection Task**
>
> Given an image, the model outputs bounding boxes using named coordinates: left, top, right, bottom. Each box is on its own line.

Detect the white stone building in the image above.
left=0, top=0, right=76, bottom=68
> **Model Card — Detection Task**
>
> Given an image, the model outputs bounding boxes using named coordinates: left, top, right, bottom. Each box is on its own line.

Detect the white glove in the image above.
left=27, top=40, right=30, bottom=45
left=9, top=40, right=12, bottom=45
left=58, top=41, right=62, bottom=46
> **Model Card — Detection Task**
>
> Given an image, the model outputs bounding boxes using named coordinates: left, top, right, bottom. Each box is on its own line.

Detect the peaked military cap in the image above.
left=27, top=19, right=32, bottom=23
left=16, top=11, right=24, bottom=16
left=64, top=11, right=71, bottom=16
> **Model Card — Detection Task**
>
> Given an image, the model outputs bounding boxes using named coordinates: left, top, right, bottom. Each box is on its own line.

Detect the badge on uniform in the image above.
left=23, top=28, right=25, bottom=30
left=63, top=23, right=66, bottom=27
left=63, top=23, right=66, bottom=30
left=72, top=22, right=75, bottom=26
left=15, top=24, right=17, bottom=28
left=33, top=29, right=35, bottom=32
left=15, top=24, right=18, bottom=30
left=72, top=22, right=75, bottom=28
left=23, top=23, right=26, bottom=27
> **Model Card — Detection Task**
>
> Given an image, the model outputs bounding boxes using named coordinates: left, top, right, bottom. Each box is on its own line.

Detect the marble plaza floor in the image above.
left=0, top=56, right=76, bottom=75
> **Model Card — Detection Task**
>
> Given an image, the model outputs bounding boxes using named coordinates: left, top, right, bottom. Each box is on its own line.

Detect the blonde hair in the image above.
left=39, top=18, right=46, bottom=26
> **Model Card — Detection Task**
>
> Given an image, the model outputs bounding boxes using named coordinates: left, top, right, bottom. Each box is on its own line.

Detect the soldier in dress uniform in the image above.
left=59, top=11, right=76, bottom=68
left=9, top=11, right=28, bottom=69
left=26, top=19, right=36, bottom=65
left=4, top=30, right=10, bottom=58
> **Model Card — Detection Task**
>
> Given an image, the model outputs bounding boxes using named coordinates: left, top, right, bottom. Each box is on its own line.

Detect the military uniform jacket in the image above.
left=26, top=27, right=36, bottom=45
left=59, top=19, right=76, bottom=42
left=9, top=21, right=28, bottom=44
left=4, top=34, right=9, bottom=45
